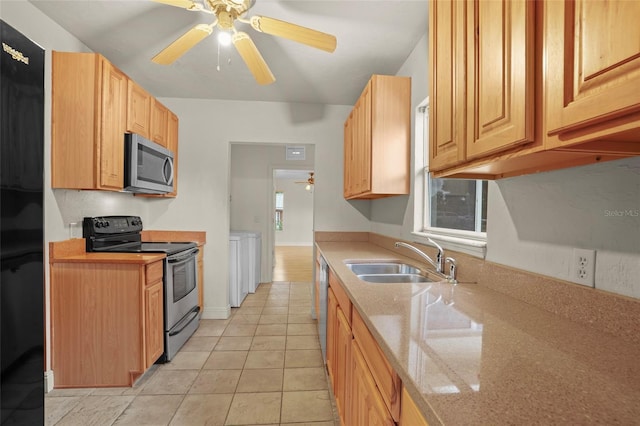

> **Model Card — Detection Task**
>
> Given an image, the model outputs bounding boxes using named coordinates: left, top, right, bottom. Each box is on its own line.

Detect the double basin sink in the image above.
left=346, top=261, right=433, bottom=284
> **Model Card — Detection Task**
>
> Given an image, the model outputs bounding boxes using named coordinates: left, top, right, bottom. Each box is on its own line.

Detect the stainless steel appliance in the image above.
left=83, top=216, right=199, bottom=362
left=124, top=133, right=174, bottom=194
left=1, top=19, right=45, bottom=423
left=318, top=255, right=328, bottom=361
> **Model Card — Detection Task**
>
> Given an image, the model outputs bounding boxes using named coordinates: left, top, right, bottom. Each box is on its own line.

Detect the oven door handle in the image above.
left=167, top=248, right=200, bottom=264
left=168, top=306, right=201, bottom=337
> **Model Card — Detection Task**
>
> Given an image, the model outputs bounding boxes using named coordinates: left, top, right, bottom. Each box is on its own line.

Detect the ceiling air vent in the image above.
left=286, top=146, right=306, bottom=161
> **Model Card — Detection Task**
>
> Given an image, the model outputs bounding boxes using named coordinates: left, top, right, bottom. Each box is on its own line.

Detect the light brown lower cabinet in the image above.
left=400, top=387, right=429, bottom=426
left=350, top=339, right=395, bottom=425
left=334, top=306, right=352, bottom=424
left=144, top=280, right=164, bottom=368
left=326, top=270, right=428, bottom=425
left=50, top=257, right=165, bottom=387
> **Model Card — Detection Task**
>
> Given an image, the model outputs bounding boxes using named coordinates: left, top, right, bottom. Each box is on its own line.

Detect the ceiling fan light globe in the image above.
left=218, top=31, right=232, bottom=46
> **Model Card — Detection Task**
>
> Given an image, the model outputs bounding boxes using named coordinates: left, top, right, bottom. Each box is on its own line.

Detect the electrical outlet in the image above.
left=571, top=248, right=596, bottom=287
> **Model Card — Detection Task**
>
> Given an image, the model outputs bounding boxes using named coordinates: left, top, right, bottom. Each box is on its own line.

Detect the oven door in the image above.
left=164, top=247, right=200, bottom=361
left=164, top=248, right=199, bottom=330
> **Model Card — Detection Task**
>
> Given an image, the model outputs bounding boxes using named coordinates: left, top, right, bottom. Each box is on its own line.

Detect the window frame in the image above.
left=275, top=191, right=284, bottom=231
left=411, top=97, right=487, bottom=258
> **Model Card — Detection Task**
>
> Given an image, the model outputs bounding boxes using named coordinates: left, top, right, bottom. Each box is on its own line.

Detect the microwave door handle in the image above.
left=163, top=157, right=174, bottom=185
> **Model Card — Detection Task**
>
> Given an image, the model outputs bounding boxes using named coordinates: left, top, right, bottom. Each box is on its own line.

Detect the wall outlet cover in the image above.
left=571, top=248, right=596, bottom=287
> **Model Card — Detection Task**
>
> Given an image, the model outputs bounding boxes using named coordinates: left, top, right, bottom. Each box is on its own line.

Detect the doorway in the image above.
left=272, top=169, right=315, bottom=282
left=229, top=143, right=315, bottom=284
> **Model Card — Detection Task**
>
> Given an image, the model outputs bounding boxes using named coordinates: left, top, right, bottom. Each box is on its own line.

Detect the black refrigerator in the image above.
left=0, top=20, right=45, bottom=425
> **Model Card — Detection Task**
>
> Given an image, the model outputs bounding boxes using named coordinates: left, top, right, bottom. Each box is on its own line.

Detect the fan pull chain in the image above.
left=217, top=40, right=221, bottom=71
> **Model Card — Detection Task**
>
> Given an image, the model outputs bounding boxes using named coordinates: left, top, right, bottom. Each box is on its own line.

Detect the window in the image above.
left=428, top=178, right=487, bottom=233
left=414, top=98, right=487, bottom=256
left=275, top=191, right=284, bottom=231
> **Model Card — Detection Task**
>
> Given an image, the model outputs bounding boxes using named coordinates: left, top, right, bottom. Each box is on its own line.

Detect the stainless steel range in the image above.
left=83, top=215, right=200, bottom=362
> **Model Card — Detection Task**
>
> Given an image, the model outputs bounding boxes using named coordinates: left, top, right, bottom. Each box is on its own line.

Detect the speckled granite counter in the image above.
left=316, top=240, right=640, bottom=425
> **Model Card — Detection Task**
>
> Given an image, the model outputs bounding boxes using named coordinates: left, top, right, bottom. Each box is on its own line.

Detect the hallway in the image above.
left=272, top=246, right=314, bottom=283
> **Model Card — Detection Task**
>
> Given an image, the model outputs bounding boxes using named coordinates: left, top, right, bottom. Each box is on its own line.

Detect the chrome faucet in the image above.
left=395, top=238, right=445, bottom=274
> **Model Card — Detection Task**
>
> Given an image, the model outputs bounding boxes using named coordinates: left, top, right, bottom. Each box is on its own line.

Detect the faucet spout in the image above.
left=394, top=239, right=445, bottom=274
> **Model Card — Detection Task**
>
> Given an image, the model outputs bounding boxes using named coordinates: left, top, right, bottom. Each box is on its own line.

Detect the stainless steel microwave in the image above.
left=124, top=133, right=174, bottom=194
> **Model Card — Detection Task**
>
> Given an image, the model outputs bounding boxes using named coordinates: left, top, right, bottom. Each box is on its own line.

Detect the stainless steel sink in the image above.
left=346, top=262, right=421, bottom=275
left=356, top=273, right=432, bottom=283
left=345, top=261, right=433, bottom=283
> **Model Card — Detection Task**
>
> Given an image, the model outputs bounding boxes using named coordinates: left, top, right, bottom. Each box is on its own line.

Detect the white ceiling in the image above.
left=29, top=0, right=428, bottom=105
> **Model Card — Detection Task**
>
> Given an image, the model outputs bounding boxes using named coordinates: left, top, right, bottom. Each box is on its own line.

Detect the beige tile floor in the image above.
left=45, top=282, right=339, bottom=426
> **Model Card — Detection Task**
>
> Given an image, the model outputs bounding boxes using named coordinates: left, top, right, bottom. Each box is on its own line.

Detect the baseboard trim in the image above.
left=44, top=370, right=54, bottom=393
left=202, top=306, right=231, bottom=319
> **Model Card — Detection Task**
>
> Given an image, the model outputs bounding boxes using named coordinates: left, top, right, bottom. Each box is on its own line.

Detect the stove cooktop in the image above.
left=83, top=216, right=197, bottom=256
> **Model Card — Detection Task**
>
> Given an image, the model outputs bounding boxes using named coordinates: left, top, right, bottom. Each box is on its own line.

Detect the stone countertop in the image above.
left=50, top=252, right=166, bottom=265
left=316, top=241, right=640, bottom=425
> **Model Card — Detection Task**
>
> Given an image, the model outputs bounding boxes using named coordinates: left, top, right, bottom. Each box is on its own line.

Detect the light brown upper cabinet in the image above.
left=127, top=82, right=169, bottom=148
left=465, top=0, right=535, bottom=159
left=429, top=0, right=535, bottom=172
left=151, top=100, right=170, bottom=148
left=52, top=51, right=180, bottom=193
left=127, top=80, right=152, bottom=139
left=428, top=0, right=466, bottom=171
left=430, top=0, right=640, bottom=179
left=544, top=0, right=640, bottom=151
left=343, top=75, right=411, bottom=199
left=52, top=52, right=127, bottom=190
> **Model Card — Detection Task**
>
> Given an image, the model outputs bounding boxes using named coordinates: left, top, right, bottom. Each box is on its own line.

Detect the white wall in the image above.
left=229, top=143, right=315, bottom=282
left=487, top=158, right=640, bottom=299
left=274, top=178, right=314, bottom=246
left=368, top=28, right=640, bottom=299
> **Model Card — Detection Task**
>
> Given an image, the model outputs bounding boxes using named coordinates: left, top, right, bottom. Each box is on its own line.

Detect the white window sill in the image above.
left=411, top=230, right=486, bottom=258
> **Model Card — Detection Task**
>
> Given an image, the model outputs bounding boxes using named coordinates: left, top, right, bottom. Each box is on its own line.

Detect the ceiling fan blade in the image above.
left=151, top=0, right=198, bottom=9
left=232, top=32, right=276, bottom=85
left=250, top=16, right=337, bottom=53
left=152, top=24, right=213, bottom=65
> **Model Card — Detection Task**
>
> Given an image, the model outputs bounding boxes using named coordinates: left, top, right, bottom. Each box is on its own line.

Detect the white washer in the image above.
left=229, top=232, right=249, bottom=307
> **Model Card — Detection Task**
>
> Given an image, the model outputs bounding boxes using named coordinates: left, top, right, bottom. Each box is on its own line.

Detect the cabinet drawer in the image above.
left=146, top=261, right=163, bottom=285
left=400, top=387, right=429, bottom=426
left=352, top=308, right=401, bottom=421
left=328, top=270, right=351, bottom=325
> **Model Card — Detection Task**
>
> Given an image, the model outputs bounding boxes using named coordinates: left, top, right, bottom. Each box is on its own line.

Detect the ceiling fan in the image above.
left=150, top=0, right=337, bottom=85
left=295, top=172, right=314, bottom=190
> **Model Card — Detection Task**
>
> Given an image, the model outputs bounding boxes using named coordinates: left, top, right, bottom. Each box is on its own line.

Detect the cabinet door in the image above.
left=545, top=0, right=640, bottom=147
left=400, top=387, right=429, bottom=426
left=127, top=80, right=152, bottom=138
left=429, top=0, right=466, bottom=171
left=350, top=340, right=395, bottom=426
left=465, top=0, right=535, bottom=159
left=145, top=280, right=164, bottom=368
left=99, top=59, right=127, bottom=190
left=326, top=287, right=337, bottom=383
left=334, top=306, right=352, bottom=425
left=166, top=111, right=179, bottom=197
left=343, top=114, right=354, bottom=198
left=353, top=83, right=372, bottom=195
left=151, top=100, right=169, bottom=147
